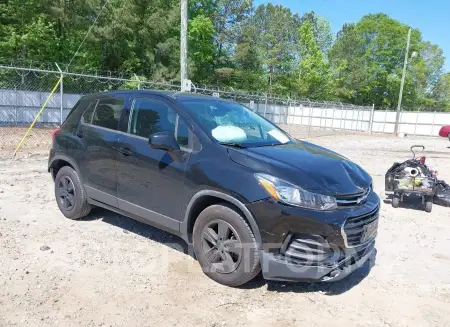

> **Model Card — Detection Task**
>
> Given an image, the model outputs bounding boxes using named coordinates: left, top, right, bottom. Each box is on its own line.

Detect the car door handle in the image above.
left=118, top=147, right=132, bottom=156
left=76, top=130, right=84, bottom=138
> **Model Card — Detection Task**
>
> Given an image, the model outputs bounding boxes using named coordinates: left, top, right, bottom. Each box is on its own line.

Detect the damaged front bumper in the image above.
left=260, top=240, right=376, bottom=282
left=247, top=191, right=380, bottom=283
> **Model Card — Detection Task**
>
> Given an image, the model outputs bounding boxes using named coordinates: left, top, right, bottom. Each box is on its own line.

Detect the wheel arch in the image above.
left=182, top=190, right=262, bottom=248
left=48, top=155, right=81, bottom=181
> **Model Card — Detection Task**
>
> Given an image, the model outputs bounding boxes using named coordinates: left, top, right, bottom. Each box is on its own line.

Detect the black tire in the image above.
left=392, top=197, right=400, bottom=208
left=192, top=203, right=261, bottom=287
left=54, top=166, right=91, bottom=220
left=425, top=201, right=433, bottom=213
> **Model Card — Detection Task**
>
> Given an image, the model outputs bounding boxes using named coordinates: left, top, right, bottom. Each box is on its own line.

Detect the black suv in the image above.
left=48, top=90, right=379, bottom=286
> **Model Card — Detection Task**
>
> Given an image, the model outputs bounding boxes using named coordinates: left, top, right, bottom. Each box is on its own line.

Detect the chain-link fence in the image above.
left=1, top=64, right=450, bottom=158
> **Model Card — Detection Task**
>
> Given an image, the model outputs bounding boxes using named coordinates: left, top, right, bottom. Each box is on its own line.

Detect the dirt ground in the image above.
left=0, top=127, right=55, bottom=159
left=1, top=134, right=450, bottom=327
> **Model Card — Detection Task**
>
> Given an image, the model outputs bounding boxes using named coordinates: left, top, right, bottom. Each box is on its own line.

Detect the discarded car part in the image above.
left=434, top=181, right=450, bottom=207
left=385, top=145, right=437, bottom=212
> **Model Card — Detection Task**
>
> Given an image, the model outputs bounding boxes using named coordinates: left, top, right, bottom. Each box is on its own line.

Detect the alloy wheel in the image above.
left=57, top=176, right=75, bottom=211
left=201, top=219, right=243, bottom=274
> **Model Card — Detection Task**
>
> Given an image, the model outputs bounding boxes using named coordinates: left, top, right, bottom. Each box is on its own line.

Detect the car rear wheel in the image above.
left=193, top=203, right=261, bottom=286
left=54, top=166, right=91, bottom=220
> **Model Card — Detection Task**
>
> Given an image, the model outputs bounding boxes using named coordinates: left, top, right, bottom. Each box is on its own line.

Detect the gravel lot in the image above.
left=1, top=134, right=450, bottom=327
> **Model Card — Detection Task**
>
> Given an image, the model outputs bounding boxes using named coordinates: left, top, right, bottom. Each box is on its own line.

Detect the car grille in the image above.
left=336, top=185, right=372, bottom=207
left=343, top=206, right=379, bottom=247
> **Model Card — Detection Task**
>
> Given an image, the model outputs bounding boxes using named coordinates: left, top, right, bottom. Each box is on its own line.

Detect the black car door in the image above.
left=116, top=95, right=193, bottom=232
left=76, top=96, right=126, bottom=207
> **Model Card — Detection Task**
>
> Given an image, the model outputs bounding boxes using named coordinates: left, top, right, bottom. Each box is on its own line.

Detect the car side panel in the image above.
left=71, top=94, right=129, bottom=207
left=116, top=132, right=191, bottom=223
left=181, top=143, right=270, bottom=204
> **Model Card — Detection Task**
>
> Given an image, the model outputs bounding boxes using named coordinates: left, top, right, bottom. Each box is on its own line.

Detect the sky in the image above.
left=254, top=0, right=450, bottom=72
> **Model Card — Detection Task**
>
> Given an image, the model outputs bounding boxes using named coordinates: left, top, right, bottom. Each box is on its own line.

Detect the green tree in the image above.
left=329, top=14, right=445, bottom=108
left=86, top=0, right=181, bottom=80
left=189, top=0, right=253, bottom=74
left=232, top=25, right=265, bottom=90
left=329, top=23, right=371, bottom=103
left=433, top=73, right=450, bottom=110
left=297, top=21, right=332, bottom=99
left=250, top=4, right=301, bottom=94
left=189, top=14, right=215, bottom=82
left=0, top=0, right=57, bottom=64
left=300, top=11, right=333, bottom=54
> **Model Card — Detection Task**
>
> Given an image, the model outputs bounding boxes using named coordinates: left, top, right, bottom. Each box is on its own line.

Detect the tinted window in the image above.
left=81, top=100, right=98, bottom=124
left=130, top=98, right=175, bottom=137
left=129, top=98, right=190, bottom=147
left=91, top=98, right=124, bottom=130
left=62, top=98, right=91, bottom=130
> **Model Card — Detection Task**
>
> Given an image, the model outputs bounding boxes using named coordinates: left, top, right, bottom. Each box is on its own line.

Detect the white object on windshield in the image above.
left=268, top=130, right=290, bottom=144
left=212, top=125, right=247, bottom=143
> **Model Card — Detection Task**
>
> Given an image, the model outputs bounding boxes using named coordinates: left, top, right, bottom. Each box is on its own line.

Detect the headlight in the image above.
left=255, top=173, right=337, bottom=211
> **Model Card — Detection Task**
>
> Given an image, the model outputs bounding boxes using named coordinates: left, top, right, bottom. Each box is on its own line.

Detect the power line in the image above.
left=67, top=0, right=111, bottom=71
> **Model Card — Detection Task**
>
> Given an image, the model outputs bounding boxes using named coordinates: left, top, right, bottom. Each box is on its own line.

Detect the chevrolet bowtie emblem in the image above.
left=357, top=193, right=368, bottom=204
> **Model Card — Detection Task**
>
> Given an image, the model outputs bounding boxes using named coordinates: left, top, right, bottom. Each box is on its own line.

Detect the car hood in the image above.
left=227, top=140, right=372, bottom=196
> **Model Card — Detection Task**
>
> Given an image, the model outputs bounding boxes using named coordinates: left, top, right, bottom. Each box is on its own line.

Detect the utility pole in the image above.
left=180, top=0, right=188, bottom=91
left=394, top=28, right=411, bottom=135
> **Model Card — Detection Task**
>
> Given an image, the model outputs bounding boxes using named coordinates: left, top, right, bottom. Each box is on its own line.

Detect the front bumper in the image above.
left=247, top=191, right=380, bottom=282
left=260, top=241, right=376, bottom=282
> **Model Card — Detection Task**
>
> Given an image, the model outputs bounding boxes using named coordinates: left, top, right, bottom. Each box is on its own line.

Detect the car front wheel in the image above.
left=192, top=203, right=261, bottom=286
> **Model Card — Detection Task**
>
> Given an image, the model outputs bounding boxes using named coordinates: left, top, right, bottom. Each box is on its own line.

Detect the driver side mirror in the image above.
left=149, top=131, right=180, bottom=153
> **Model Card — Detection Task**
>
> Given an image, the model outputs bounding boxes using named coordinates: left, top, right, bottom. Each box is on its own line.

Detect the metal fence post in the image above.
left=307, top=100, right=312, bottom=138
left=382, top=109, right=387, bottom=134
left=431, top=110, right=436, bottom=135
left=355, top=105, right=361, bottom=131
left=332, top=105, right=336, bottom=130
left=345, top=105, right=349, bottom=131
left=299, top=102, right=304, bottom=127
left=263, top=93, right=268, bottom=118
left=287, top=97, right=291, bottom=134
left=55, top=63, right=64, bottom=124
left=413, top=109, right=420, bottom=136
left=14, top=85, right=18, bottom=125
left=319, top=106, right=323, bottom=131
left=369, top=104, right=375, bottom=133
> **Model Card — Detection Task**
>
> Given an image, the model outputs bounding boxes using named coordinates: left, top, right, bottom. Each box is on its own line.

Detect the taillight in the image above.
left=52, top=128, right=61, bottom=143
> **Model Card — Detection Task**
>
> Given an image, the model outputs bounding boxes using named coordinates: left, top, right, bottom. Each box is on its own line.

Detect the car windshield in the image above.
left=180, top=99, right=293, bottom=147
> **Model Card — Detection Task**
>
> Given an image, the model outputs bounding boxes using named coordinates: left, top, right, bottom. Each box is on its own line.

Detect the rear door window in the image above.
left=63, top=98, right=92, bottom=130
left=91, top=98, right=124, bottom=131
left=81, top=100, right=98, bottom=125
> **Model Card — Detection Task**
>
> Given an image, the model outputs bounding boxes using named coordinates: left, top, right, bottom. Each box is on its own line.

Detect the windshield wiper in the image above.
left=218, top=142, right=247, bottom=149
